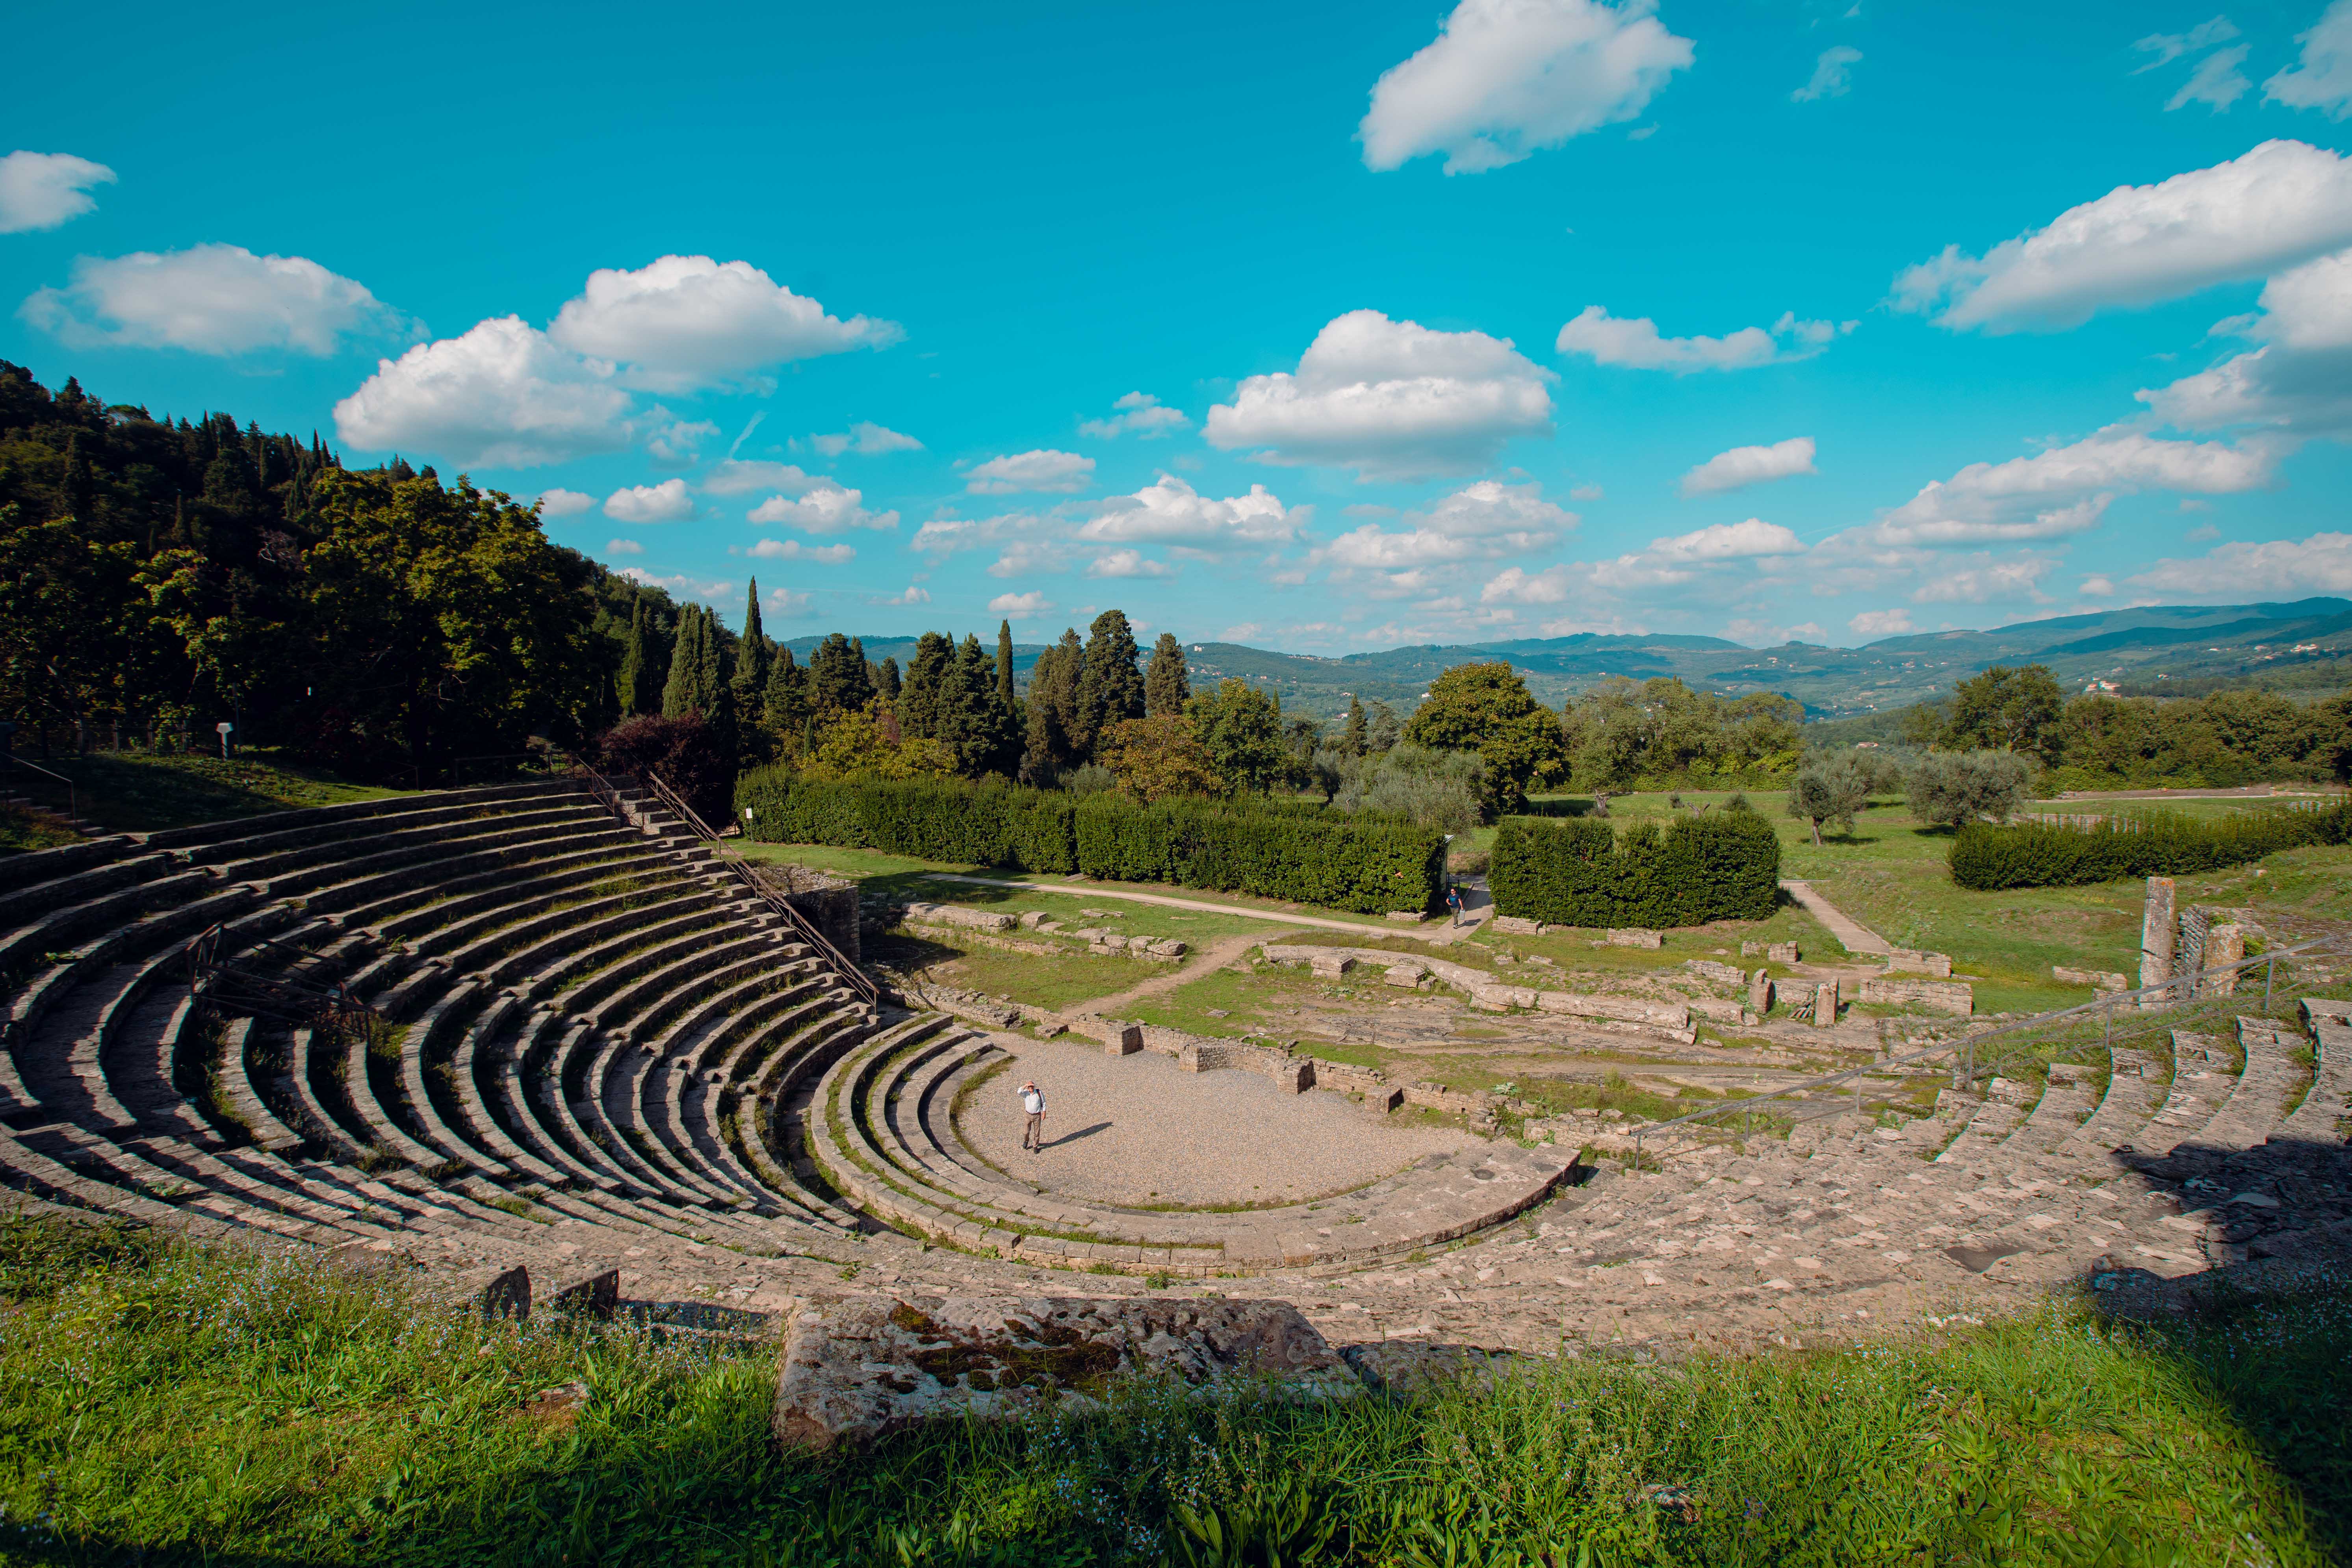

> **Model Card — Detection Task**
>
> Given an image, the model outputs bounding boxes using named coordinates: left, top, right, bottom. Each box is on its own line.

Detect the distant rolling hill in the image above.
left=783, top=599, right=2352, bottom=724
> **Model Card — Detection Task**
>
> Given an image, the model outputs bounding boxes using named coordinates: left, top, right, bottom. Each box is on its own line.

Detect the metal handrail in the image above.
left=573, top=759, right=879, bottom=1009
left=3, top=755, right=78, bottom=829
left=1628, top=933, right=2347, bottom=1166
left=186, top=921, right=380, bottom=1038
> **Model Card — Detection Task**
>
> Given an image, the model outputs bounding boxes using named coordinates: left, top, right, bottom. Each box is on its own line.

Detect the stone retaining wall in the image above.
left=1257, top=943, right=1693, bottom=1041
left=1855, top=976, right=1973, bottom=1016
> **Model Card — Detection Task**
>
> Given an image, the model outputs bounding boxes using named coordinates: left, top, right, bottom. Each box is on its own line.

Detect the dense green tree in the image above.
left=1942, top=664, right=2066, bottom=763
left=1187, top=677, right=1286, bottom=795
left=1403, top=662, right=1565, bottom=817
left=1909, top=750, right=2033, bottom=828
left=1144, top=632, right=1190, bottom=718
left=897, top=632, right=954, bottom=739
left=1020, top=629, right=1084, bottom=781
left=876, top=656, right=901, bottom=701
left=616, top=598, right=651, bottom=715
left=1075, top=609, right=1145, bottom=757
left=808, top=633, right=874, bottom=714
left=762, top=646, right=809, bottom=744
left=1098, top=713, right=1221, bottom=801
left=1786, top=753, right=1874, bottom=846
left=730, top=581, right=770, bottom=723
left=661, top=605, right=704, bottom=718
left=996, top=621, right=1016, bottom=716
left=1342, top=695, right=1368, bottom=759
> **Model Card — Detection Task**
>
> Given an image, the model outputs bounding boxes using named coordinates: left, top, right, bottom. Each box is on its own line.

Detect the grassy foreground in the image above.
left=2, top=750, right=407, bottom=836
left=0, top=1213, right=2345, bottom=1565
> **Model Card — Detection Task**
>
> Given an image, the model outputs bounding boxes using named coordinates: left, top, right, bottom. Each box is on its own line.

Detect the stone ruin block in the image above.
left=1491, top=915, right=1545, bottom=936
left=551, top=1267, right=620, bottom=1320
left=1017, top=911, right=1053, bottom=930
left=1366, top=1085, right=1405, bottom=1114
left=773, top=1296, right=1359, bottom=1451
left=1748, top=969, right=1775, bottom=1015
left=1143, top=937, right=1188, bottom=958
left=753, top=863, right=863, bottom=961
left=1684, top=959, right=1745, bottom=985
left=1105, top=1024, right=1143, bottom=1057
left=1811, top=981, right=1840, bottom=1027
left=2053, top=965, right=2129, bottom=992
left=1766, top=941, right=1801, bottom=965
left=2203, top=923, right=2244, bottom=996
left=1385, top=910, right=1430, bottom=924
left=1281, top=1059, right=1316, bottom=1094
left=1383, top=963, right=1429, bottom=989
left=476, top=1264, right=530, bottom=1320
left=1606, top=928, right=1664, bottom=949
left=1856, top=977, right=1973, bottom=1016
left=2140, top=875, right=2177, bottom=999
left=1882, top=949, right=1953, bottom=978
left=904, top=901, right=1017, bottom=934
left=1309, top=953, right=1357, bottom=980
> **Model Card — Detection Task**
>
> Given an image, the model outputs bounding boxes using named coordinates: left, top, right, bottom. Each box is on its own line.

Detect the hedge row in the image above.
left=1949, top=800, right=2352, bottom=889
left=1488, top=813, right=1781, bottom=928
left=732, top=770, right=1446, bottom=913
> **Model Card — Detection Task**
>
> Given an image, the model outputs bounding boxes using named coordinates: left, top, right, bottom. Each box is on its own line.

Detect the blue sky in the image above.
left=5, top=0, right=2351, bottom=651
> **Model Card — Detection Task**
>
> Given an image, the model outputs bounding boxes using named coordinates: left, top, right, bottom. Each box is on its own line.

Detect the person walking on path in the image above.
left=1018, top=1079, right=1047, bottom=1152
left=1445, top=885, right=1465, bottom=928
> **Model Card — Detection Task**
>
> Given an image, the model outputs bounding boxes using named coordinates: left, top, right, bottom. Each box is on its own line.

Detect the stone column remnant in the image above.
left=2139, top=876, right=2177, bottom=1002
left=2205, top=923, right=2244, bottom=997
left=1749, top=969, right=1774, bottom=1015
left=1812, top=980, right=1839, bottom=1028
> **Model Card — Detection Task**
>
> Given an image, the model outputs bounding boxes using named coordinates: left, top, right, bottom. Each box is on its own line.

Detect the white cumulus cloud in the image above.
left=2140, top=246, right=2352, bottom=438
left=1909, top=554, right=2057, bottom=604
left=703, top=460, right=816, bottom=496
left=989, top=590, right=1055, bottom=617
left=548, top=255, right=901, bottom=392
left=1359, top=0, right=1694, bottom=174
left=748, top=538, right=855, bottom=563
left=1087, top=549, right=1175, bottom=579
left=2266, top=0, right=2352, bottom=118
left=0, top=151, right=115, bottom=233
left=870, top=585, right=932, bottom=606
left=334, top=316, right=633, bottom=469
left=746, top=480, right=899, bottom=533
left=1080, top=475, right=1296, bottom=549
left=604, top=479, right=694, bottom=523
left=1680, top=436, right=1817, bottom=494
left=965, top=449, right=1095, bottom=494
left=811, top=421, right=922, bottom=457
left=1891, top=140, right=2352, bottom=332
left=1556, top=308, right=1846, bottom=371
left=1791, top=46, right=1861, bottom=103
left=1860, top=431, right=2274, bottom=546
left=536, top=488, right=596, bottom=518
left=1324, top=479, right=1574, bottom=570
left=1646, top=518, right=1804, bottom=560
left=1849, top=608, right=1914, bottom=637
left=605, top=538, right=644, bottom=556
left=2128, top=530, right=2352, bottom=595
left=1079, top=391, right=1191, bottom=439
left=1205, top=309, right=1553, bottom=479
left=21, top=243, right=407, bottom=355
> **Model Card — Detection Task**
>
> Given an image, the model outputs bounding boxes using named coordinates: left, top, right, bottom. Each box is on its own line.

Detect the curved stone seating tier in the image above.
left=802, top=1026, right=1575, bottom=1276
left=2279, top=1002, right=2352, bottom=1143
left=0, top=780, right=880, bottom=1271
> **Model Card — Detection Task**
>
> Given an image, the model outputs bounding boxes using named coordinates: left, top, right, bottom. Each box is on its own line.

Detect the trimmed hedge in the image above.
left=732, top=770, right=1445, bottom=913
left=1949, top=800, right=2352, bottom=889
left=1489, top=813, right=1781, bottom=928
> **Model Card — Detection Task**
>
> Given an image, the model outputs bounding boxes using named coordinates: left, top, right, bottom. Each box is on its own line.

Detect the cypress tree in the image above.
left=1343, top=694, right=1368, bottom=758
left=618, top=598, right=649, bottom=714
left=763, top=646, right=809, bottom=739
left=1020, top=628, right=1085, bottom=780
left=898, top=631, right=954, bottom=739
left=878, top=656, right=902, bottom=701
left=1144, top=632, right=1190, bottom=717
left=661, top=605, right=702, bottom=717
left=731, top=579, right=770, bottom=722
left=1074, top=609, right=1145, bottom=761
left=698, top=607, right=735, bottom=757
left=809, top=633, right=874, bottom=713
left=996, top=621, right=1015, bottom=711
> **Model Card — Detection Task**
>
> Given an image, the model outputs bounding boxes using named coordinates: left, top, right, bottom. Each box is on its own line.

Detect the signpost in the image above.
left=216, top=721, right=234, bottom=759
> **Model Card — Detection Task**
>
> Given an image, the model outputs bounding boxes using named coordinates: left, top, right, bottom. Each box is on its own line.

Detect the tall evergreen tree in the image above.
left=1074, top=609, right=1145, bottom=761
left=659, top=604, right=701, bottom=718
left=1144, top=632, right=1190, bottom=717
left=1020, top=628, right=1085, bottom=780
left=808, top=632, right=874, bottom=713
left=877, top=656, right=901, bottom=701
left=898, top=631, right=954, bottom=737
left=764, top=646, right=810, bottom=742
left=617, top=597, right=649, bottom=715
left=730, top=579, right=770, bottom=720
left=698, top=606, right=735, bottom=759
left=1342, top=694, right=1368, bottom=758
left=996, top=621, right=1016, bottom=712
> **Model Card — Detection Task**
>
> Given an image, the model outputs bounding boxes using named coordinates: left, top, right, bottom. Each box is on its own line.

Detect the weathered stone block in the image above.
left=1106, top=1024, right=1143, bottom=1057
left=2053, top=965, right=2128, bottom=991
left=1606, top=928, right=1663, bottom=949
left=2140, top=875, right=2177, bottom=996
left=2203, top=923, right=2244, bottom=996
left=1748, top=968, right=1774, bottom=1015
left=1018, top=911, right=1052, bottom=930
left=1766, top=941, right=1800, bottom=965
left=550, top=1267, right=619, bottom=1320
left=1882, top=949, right=1953, bottom=978
left=1684, top=959, right=1745, bottom=985
left=1283, top=1060, right=1315, bottom=1093
left=1367, top=1085, right=1405, bottom=1113
left=1309, top=954, right=1357, bottom=979
left=1145, top=938, right=1188, bottom=958
left=1812, top=981, right=1840, bottom=1027
left=773, top=1296, right=1358, bottom=1451
left=1856, top=976, right=1973, bottom=1016
left=1383, top=963, right=1428, bottom=988
left=1492, top=915, right=1544, bottom=935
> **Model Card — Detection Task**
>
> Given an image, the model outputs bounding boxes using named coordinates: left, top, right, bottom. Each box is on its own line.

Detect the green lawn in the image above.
left=2, top=1208, right=2345, bottom=1565
left=6, top=748, right=408, bottom=835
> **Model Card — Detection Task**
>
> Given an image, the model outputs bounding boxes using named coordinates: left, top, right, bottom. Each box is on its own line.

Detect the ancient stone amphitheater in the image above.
left=2, top=778, right=2347, bottom=1379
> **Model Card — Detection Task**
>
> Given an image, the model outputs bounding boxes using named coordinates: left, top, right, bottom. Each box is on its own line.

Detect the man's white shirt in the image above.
left=1020, top=1089, right=1043, bottom=1114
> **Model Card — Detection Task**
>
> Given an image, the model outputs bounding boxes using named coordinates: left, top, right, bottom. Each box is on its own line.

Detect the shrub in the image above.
left=733, top=770, right=1444, bottom=913
left=1786, top=754, right=1872, bottom=845
left=1949, top=800, right=2352, bottom=889
left=1908, top=750, right=2035, bottom=828
left=1327, top=744, right=1483, bottom=834
left=1489, top=811, right=1780, bottom=927
left=594, top=712, right=734, bottom=827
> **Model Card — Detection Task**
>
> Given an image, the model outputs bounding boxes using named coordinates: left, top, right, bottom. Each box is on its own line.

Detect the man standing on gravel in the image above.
left=1018, top=1079, right=1046, bottom=1152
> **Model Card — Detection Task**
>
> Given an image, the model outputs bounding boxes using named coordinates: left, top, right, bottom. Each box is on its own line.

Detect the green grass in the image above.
left=0, top=803, right=83, bottom=854
left=878, top=936, right=1151, bottom=1014
left=7, top=748, right=408, bottom=834
left=0, top=1208, right=2345, bottom=1564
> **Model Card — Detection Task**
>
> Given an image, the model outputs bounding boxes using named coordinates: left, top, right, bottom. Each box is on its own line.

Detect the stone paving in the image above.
left=956, top=1033, right=1476, bottom=1208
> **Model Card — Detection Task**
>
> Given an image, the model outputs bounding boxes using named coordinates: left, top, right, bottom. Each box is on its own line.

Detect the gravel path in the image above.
left=1778, top=878, right=1890, bottom=956
left=928, top=874, right=1489, bottom=945
left=957, top=1035, right=1476, bottom=1208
